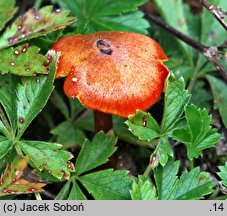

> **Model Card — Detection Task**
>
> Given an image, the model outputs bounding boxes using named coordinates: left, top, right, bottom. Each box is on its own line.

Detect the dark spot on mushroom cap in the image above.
left=96, top=40, right=113, bottom=55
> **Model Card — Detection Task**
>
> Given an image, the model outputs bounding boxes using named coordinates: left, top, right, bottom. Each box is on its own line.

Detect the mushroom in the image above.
left=50, top=31, right=169, bottom=132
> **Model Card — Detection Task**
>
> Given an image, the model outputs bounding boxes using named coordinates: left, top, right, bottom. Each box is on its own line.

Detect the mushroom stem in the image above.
left=94, top=110, right=113, bottom=133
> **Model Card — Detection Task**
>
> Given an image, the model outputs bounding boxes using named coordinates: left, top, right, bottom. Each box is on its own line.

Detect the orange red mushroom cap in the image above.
left=50, top=31, right=169, bottom=118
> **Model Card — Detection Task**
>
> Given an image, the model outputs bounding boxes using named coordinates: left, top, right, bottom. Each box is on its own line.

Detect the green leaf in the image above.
left=0, top=120, right=8, bottom=136
left=19, top=140, right=74, bottom=179
left=78, top=169, right=132, bottom=200
left=156, top=136, right=173, bottom=166
left=0, top=136, right=13, bottom=160
left=75, top=131, right=117, bottom=175
left=197, top=0, right=227, bottom=71
left=0, top=44, right=49, bottom=76
left=130, top=176, right=157, bottom=200
left=50, top=90, right=69, bottom=120
left=68, top=99, right=85, bottom=121
left=114, top=115, right=153, bottom=147
left=55, top=180, right=87, bottom=200
left=172, top=105, right=221, bottom=159
left=218, top=162, right=227, bottom=187
left=52, top=0, right=149, bottom=34
left=126, top=110, right=160, bottom=141
left=155, top=159, right=214, bottom=199
left=0, top=156, right=45, bottom=196
left=206, top=75, right=227, bottom=128
left=0, top=6, right=76, bottom=50
left=168, top=168, right=214, bottom=200
left=154, top=159, right=180, bottom=200
left=55, top=180, right=71, bottom=200
left=0, top=0, right=17, bottom=32
left=200, top=0, right=227, bottom=47
left=68, top=180, right=87, bottom=200
left=51, top=121, right=86, bottom=148
left=161, top=75, right=190, bottom=133
left=190, top=81, right=212, bottom=109
left=153, top=0, right=193, bottom=63
left=74, top=110, right=94, bottom=132
left=16, top=52, right=59, bottom=139
left=0, top=75, right=18, bottom=132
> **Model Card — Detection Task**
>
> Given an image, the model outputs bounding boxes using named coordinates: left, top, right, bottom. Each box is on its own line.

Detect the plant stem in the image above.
left=143, top=164, right=153, bottom=177
left=212, top=195, right=227, bottom=200
left=143, top=148, right=158, bottom=177
left=35, top=192, right=42, bottom=200
left=94, top=110, right=113, bottom=133
left=15, top=144, right=24, bottom=157
left=208, top=187, right=220, bottom=200
left=189, top=159, right=194, bottom=170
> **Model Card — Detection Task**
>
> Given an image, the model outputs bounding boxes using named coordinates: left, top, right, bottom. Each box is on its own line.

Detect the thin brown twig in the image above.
left=145, top=14, right=227, bottom=82
left=200, top=0, right=227, bottom=31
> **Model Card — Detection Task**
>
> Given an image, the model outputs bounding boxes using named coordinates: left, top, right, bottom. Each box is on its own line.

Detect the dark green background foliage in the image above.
left=0, top=0, right=226, bottom=200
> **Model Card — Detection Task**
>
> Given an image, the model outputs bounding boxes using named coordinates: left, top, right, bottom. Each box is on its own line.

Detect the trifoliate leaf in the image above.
left=126, top=110, right=160, bottom=141
left=0, top=136, right=13, bottom=160
left=154, top=159, right=214, bottom=200
left=207, top=75, right=227, bottom=128
left=78, top=169, right=132, bottom=200
left=0, top=156, right=45, bottom=196
left=19, top=140, right=74, bottom=179
left=161, top=75, right=190, bottom=133
left=52, top=0, right=149, bottom=34
left=156, top=136, right=173, bottom=166
left=172, top=105, right=221, bottom=159
left=218, top=162, right=227, bottom=187
left=130, top=176, right=157, bottom=200
left=0, top=44, right=49, bottom=76
left=16, top=51, right=59, bottom=139
left=0, top=6, right=76, bottom=50
left=75, top=131, right=117, bottom=175
left=0, top=0, right=18, bottom=32
left=51, top=121, right=86, bottom=148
